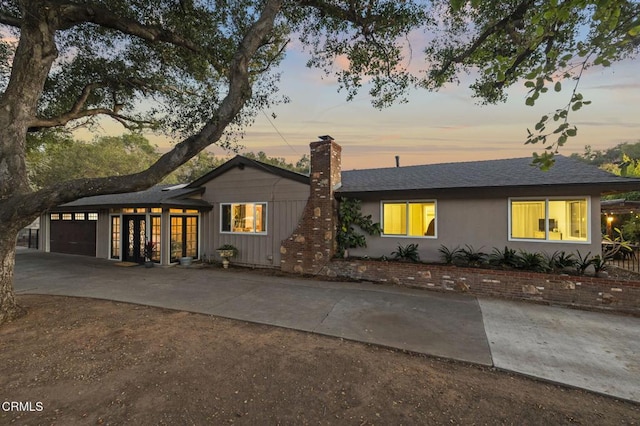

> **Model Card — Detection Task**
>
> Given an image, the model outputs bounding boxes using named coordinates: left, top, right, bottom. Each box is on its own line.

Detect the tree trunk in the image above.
left=0, top=0, right=285, bottom=326
left=0, top=228, right=26, bottom=323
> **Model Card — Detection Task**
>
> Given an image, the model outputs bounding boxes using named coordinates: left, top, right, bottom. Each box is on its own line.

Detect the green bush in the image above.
left=438, top=245, right=462, bottom=265
left=489, top=246, right=520, bottom=269
left=458, top=245, right=487, bottom=267
left=391, top=243, right=420, bottom=263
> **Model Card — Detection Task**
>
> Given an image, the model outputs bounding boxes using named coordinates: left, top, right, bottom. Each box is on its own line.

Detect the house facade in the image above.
left=41, top=185, right=211, bottom=265
left=190, top=156, right=310, bottom=267
left=40, top=137, right=640, bottom=269
left=41, top=156, right=310, bottom=267
left=336, top=156, right=626, bottom=263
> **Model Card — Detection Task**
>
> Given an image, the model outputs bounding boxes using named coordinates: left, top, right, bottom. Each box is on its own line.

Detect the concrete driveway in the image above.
left=13, top=250, right=640, bottom=403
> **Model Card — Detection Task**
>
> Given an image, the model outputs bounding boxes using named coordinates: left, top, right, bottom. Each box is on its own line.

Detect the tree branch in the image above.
left=1, top=0, right=286, bottom=222
left=431, top=0, right=535, bottom=80
left=51, top=0, right=226, bottom=74
left=29, top=107, right=153, bottom=131
left=0, top=10, right=21, bottom=27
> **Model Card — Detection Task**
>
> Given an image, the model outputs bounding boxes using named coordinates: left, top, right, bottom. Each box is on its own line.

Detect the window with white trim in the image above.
left=510, top=197, right=589, bottom=242
left=382, top=201, right=436, bottom=237
left=221, top=203, right=267, bottom=234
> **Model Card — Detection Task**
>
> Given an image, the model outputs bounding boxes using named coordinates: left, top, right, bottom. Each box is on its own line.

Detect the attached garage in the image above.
left=49, top=212, right=98, bottom=256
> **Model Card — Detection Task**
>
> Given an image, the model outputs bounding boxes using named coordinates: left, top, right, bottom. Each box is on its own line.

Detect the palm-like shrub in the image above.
left=391, top=243, right=420, bottom=263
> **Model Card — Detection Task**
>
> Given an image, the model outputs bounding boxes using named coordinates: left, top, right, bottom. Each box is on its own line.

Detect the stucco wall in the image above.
left=349, top=190, right=603, bottom=262
left=201, top=166, right=309, bottom=267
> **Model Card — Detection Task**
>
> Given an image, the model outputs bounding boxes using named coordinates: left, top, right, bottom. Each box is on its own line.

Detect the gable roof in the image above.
left=187, top=155, right=309, bottom=188
left=54, top=184, right=211, bottom=210
left=338, top=156, right=640, bottom=195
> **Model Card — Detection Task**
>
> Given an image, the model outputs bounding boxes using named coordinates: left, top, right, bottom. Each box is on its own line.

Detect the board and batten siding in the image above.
left=201, top=166, right=309, bottom=267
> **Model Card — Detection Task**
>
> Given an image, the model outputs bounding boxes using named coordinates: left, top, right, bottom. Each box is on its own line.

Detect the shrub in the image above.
left=489, top=246, right=520, bottom=269
left=545, top=250, right=577, bottom=273
left=336, top=198, right=382, bottom=257
left=516, top=250, right=548, bottom=272
left=575, top=251, right=594, bottom=275
left=391, top=243, right=420, bottom=263
left=591, top=255, right=607, bottom=275
left=458, top=245, right=487, bottom=267
left=438, top=245, right=462, bottom=265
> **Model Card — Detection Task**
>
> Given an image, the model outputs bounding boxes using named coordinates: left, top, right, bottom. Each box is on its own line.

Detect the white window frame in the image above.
left=380, top=200, right=438, bottom=239
left=508, top=196, right=591, bottom=243
left=220, top=202, right=268, bottom=235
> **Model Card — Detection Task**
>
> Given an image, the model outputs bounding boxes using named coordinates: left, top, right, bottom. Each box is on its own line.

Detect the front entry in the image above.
left=123, top=215, right=146, bottom=263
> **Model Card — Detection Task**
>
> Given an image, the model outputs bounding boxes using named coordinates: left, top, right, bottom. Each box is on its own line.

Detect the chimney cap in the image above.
left=318, top=135, right=334, bottom=141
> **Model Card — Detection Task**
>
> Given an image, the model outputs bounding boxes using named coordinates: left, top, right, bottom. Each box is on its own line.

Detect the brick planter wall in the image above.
left=323, top=259, right=640, bottom=315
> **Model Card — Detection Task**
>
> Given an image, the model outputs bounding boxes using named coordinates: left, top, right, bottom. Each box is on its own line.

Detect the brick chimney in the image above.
left=280, top=136, right=342, bottom=274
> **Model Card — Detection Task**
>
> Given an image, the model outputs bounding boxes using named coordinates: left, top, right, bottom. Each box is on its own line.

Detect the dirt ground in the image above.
left=1, top=295, right=638, bottom=425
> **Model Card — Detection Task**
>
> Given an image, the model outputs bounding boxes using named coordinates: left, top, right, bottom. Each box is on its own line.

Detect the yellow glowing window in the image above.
left=510, top=198, right=588, bottom=242
left=221, top=203, right=267, bottom=234
left=382, top=202, right=436, bottom=237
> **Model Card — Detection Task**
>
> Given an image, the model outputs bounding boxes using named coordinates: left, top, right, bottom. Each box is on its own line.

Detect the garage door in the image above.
left=50, top=213, right=97, bottom=256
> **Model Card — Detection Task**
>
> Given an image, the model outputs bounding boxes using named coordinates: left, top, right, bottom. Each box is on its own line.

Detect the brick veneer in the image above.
left=323, top=259, right=640, bottom=315
left=280, top=138, right=342, bottom=274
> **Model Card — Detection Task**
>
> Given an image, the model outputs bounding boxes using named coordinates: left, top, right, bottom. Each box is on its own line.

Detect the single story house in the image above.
left=40, top=137, right=640, bottom=270
left=42, top=156, right=309, bottom=267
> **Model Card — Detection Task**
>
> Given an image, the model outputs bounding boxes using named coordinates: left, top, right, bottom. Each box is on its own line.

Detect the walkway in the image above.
left=14, top=250, right=640, bottom=403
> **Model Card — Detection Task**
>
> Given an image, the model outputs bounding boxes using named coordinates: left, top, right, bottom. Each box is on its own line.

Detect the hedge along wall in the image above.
left=323, top=259, right=640, bottom=315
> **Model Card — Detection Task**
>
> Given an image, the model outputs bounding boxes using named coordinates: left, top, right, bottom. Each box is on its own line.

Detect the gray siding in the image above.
left=350, top=190, right=603, bottom=263
left=201, top=167, right=309, bottom=267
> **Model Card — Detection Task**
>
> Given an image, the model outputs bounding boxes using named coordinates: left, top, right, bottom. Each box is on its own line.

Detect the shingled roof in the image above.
left=187, top=155, right=309, bottom=188
left=338, top=156, right=640, bottom=195
left=54, top=184, right=211, bottom=210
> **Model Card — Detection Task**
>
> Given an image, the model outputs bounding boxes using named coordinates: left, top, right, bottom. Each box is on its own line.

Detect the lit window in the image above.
left=510, top=198, right=588, bottom=242
left=62, top=213, right=72, bottom=220
left=51, top=213, right=60, bottom=220
left=382, top=201, right=436, bottom=237
left=75, top=213, right=85, bottom=221
left=111, top=216, right=121, bottom=259
left=88, top=213, right=98, bottom=221
left=170, top=215, right=198, bottom=262
left=221, top=203, right=267, bottom=234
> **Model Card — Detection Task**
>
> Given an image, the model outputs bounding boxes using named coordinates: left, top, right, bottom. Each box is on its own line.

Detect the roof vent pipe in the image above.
left=395, top=155, right=400, bottom=168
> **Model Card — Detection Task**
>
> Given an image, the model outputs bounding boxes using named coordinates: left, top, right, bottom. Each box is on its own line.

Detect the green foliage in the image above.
left=144, top=240, right=157, bottom=261
left=621, top=218, right=640, bottom=243
left=575, top=251, right=594, bottom=275
left=25, top=131, right=311, bottom=187
left=516, top=250, right=548, bottom=273
left=489, top=246, right=520, bottom=269
left=336, top=198, right=382, bottom=257
left=424, top=0, right=640, bottom=167
left=26, top=133, right=160, bottom=189
left=165, top=151, right=225, bottom=184
left=591, top=255, right=607, bottom=274
left=572, top=141, right=640, bottom=200
left=391, top=243, right=420, bottom=263
left=458, top=245, right=487, bottom=267
left=438, top=245, right=462, bottom=265
left=545, top=251, right=577, bottom=273
left=217, top=244, right=239, bottom=257
left=242, top=151, right=310, bottom=174
left=602, top=227, right=633, bottom=260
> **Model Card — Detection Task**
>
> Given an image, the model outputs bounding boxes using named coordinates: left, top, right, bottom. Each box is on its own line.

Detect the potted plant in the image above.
left=216, top=244, right=238, bottom=269
left=144, top=240, right=157, bottom=268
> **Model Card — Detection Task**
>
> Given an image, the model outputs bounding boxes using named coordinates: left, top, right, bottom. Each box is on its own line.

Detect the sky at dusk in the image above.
left=89, top=44, right=640, bottom=171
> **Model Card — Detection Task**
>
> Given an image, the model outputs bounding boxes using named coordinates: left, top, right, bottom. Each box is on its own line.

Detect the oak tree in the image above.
left=1, top=0, right=638, bottom=323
